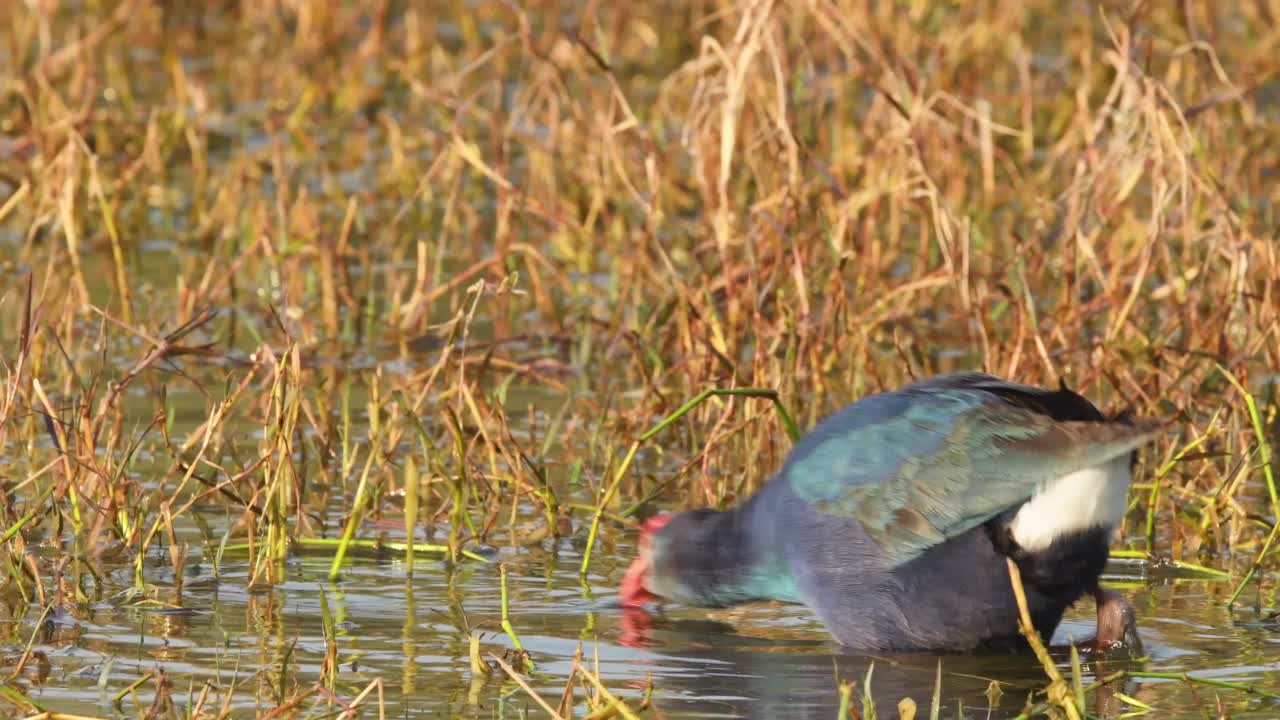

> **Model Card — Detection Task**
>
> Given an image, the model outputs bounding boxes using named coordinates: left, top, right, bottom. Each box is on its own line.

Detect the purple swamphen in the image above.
left=619, top=372, right=1160, bottom=652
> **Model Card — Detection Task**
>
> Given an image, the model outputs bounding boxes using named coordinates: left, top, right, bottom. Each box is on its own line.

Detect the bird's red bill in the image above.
left=619, top=556, right=654, bottom=607
left=618, top=513, right=673, bottom=607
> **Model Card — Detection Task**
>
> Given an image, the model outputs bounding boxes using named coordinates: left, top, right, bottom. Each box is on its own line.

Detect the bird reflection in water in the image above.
left=614, top=602, right=1144, bottom=720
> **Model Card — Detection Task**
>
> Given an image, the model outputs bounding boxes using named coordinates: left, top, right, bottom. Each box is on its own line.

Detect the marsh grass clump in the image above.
left=1, top=1, right=1278, bottom=717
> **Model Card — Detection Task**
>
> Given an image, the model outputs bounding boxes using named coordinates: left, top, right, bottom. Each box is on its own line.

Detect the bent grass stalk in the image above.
left=1005, top=557, right=1083, bottom=720
left=499, top=562, right=533, bottom=670
left=393, top=390, right=479, bottom=563
left=8, top=603, right=55, bottom=682
left=114, top=671, right=155, bottom=708
left=572, top=655, right=643, bottom=720
left=930, top=660, right=942, bottom=720
left=468, top=634, right=490, bottom=677
left=1, top=485, right=55, bottom=542
left=318, top=586, right=338, bottom=691
left=1218, top=364, right=1280, bottom=608
left=404, top=455, right=417, bottom=572
left=1144, top=422, right=1215, bottom=551
left=579, top=388, right=800, bottom=575
left=1107, top=550, right=1232, bottom=578
left=836, top=680, right=854, bottom=719
left=490, top=653, right=564, bottom=719
left=1086, top=670, right=1280, bottom=700
left=328, top=421, right=391, bottom=581
left=221, top=537, right=491, bottom=563
left=861, top=663, right=876, bottom=720
left=0, top=683, right=41, bottom=714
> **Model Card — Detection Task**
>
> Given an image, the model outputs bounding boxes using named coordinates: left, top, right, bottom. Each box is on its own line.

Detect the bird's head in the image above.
left=619, top=513, right=674, bottom=608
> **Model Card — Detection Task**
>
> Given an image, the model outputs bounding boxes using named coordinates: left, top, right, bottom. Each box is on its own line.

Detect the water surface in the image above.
left=13, top=508, right=1280, bottom=718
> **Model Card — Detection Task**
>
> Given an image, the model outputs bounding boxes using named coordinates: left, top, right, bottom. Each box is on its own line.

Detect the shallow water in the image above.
left=11, top=516, right=1280, bottom=718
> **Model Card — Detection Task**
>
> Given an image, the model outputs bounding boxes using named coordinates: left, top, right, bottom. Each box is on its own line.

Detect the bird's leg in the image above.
left=1087, top=586, right=1143, bottom=655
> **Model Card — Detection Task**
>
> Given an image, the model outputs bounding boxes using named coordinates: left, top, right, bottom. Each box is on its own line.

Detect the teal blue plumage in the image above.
left=784, top=384, right=1159, bottom=566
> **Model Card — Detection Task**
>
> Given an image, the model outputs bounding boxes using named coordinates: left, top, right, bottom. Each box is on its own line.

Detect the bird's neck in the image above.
left=659, top=497, right=799, bottom=607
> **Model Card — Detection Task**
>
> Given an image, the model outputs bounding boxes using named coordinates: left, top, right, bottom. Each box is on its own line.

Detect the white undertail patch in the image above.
left=1009, top=458, right=1132, bottom=552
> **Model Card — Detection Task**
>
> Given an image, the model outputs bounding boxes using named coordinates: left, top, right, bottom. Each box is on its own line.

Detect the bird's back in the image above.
left=737, top=372, right=1149, bottom=650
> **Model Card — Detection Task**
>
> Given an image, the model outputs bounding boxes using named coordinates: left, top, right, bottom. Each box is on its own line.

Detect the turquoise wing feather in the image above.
left=784, top=387, right=1160, bottom=566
